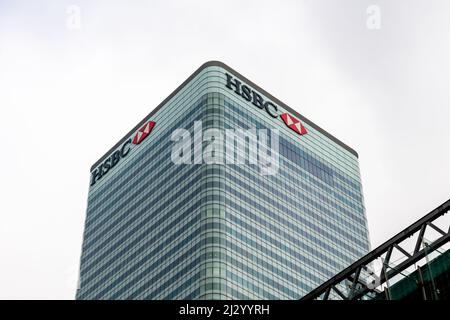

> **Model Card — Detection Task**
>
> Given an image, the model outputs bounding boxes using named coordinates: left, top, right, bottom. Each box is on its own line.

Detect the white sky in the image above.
left=0, top=0, right=449, bottom=299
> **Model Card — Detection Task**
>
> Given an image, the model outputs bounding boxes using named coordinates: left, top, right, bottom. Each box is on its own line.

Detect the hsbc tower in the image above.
left=76, top=61, right=370, bottom=299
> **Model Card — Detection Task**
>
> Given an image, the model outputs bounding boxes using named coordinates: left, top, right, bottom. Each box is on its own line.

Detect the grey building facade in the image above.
left=76, top=61, right=370, bottom=299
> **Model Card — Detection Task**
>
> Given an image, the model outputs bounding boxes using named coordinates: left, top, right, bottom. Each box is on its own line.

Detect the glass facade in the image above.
left=76, top=62, right=370, bottom=300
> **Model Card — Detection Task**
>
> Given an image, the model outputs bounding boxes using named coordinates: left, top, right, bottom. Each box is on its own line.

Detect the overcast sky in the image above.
left=1, top=0, right=449, bottom=299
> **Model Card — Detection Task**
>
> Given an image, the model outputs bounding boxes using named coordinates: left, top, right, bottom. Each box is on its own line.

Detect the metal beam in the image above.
left=331, top=286, right=347, bottom=300
left=350, top=232, right=450, bottom=300
left=384, top=245, right=393, bottom=265
left=427, top=222, right=446, bottom=236
left=414, top=225, right=426, bottom=254
left=394, top=243, right=412, bottom=258
left=349, top=267, right=362, bottom=299
left=323, top=287, right=331, bottom=300
left=300, top=198, right=450, bottom=300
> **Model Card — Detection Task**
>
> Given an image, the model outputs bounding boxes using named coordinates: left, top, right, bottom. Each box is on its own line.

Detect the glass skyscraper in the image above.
left=76, top=61, right=370, bottom=300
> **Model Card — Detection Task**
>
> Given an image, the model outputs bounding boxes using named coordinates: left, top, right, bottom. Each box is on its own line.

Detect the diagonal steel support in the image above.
left=394, top=243, right=412, bottom=258
left=384, top=246, right=394, bottom=265
left=349, top=267, right=362, bottom=299
left=331, top=286, right=348, bottom=300
left=414, top=225, right=427, bottom=254
left=323, top=287, right=331, bottom=300
left=427, top=222, right=446, bottom=236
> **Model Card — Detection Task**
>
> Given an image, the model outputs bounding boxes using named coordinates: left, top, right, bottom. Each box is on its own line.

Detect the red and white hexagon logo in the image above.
left=280, top=113, right=307, bottom=136
left=132, top=121, right=156, bottom=145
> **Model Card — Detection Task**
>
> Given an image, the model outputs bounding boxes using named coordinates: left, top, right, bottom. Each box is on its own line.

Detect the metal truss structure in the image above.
left=301, top=198, right=450, bottom=300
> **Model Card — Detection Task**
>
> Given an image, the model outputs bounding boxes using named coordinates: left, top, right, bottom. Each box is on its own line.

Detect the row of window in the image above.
left=201, top=103, right=364, bottom=203
left=81, top=172, right=363, bottom=286
left=203, top=111, right=364, bottom=211
left=79, top=88, right=368, bottom=299
left=228, top=162, right=368, bottom=237
left=79, top=233, right=316, bottom=299
left=81, top=195, right=334, bottom=298
left=222, top=98, right=362, bottom=192
left=86, top=137, right=366, bottom=255
left=82, top=138, right=368, bottom=272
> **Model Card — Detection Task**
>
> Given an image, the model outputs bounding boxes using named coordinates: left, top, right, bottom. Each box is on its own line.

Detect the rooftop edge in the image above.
left=90, top=60, right=359, bottom=172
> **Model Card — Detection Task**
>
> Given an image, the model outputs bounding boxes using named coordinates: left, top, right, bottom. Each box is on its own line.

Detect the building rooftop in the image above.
left=90, top=61, right=359, bottom=172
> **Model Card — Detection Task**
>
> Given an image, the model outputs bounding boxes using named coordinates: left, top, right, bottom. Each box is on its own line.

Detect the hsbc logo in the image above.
left=133, top=121, right=155, bottom=145
left=90, top=121, right=156, bottom=186
left=280, top=113, right=307, bottom=135
left=225, top=73, right=307, bottom=136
